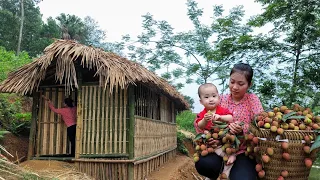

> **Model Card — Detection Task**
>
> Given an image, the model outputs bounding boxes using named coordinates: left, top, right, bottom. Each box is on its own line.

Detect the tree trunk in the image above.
left=17, top=0, right=24, bottom=55
left=289, top=47, right=301, bottom=105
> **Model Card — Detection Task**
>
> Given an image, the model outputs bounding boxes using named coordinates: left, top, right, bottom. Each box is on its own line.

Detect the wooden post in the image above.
left=75, top=66, right=83, bottom=159
left=128, top=85, right=135, bottom=180
left=28, top=91, right=39, bottom=159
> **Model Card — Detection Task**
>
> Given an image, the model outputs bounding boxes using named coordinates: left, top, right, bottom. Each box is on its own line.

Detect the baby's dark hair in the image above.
left=198, top=83, right=217, bottom=97
left=230, top=63, right=253, bottom=84
left=64, top=98, right=74, bottom=107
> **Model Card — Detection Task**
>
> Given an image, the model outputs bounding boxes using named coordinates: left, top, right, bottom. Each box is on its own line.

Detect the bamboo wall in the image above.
left=79, top=85, right=128, bottom=155
left=36, top=88, right=77, bottom=156
left=134, top=117, right=177, bottom=159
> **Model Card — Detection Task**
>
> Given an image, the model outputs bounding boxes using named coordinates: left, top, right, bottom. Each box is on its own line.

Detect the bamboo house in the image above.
left=0, top=39, right=189, bottom=180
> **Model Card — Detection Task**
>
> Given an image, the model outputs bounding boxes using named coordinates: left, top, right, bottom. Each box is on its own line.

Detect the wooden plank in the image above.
left=62, top=93, right=68, bottom=154
left=128, top=85, right=135, bottom=180
left=75, top=70, right=83, bottom=158
left=100, top=87, right=106, bottom=154
left=105, top=86, right=109, bottom=153
left=109, top=90, right=113, bottom=153
left=57, top=90, right=63, bottom=154
left=119, top=89, right=123, bottom=153
left=96, top=87, right=101, bottom=154
left=49, top=89, right=54, bottom=155
left=83, top=86, right=88, bottom=154
left=28, top=92, right=39, bottom=159
left=53, top=88, right=58, bottom=154
left=36, top=89, right=43, bottom=157
left=87, top=86, right=93, bottom=154
left=79, top=86, right=85, bottom=155
left=92, top=86, right=97, bottom=154
left=42, top=91, right=49, bottom=155
left=114, top=90, right=118, bottom=153
left=123, top=88, right=127, bottom=154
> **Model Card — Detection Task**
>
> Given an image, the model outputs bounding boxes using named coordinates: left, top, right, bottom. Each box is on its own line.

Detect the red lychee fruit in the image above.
left=282, top=152, right=290, bottom=161
left=255, top=164, right=263, bottom=172
left=262, top=154, right=270, bottom=163
left=258, top=170, right=265, bottom=178
left=305, top=158, right=313, bottom=169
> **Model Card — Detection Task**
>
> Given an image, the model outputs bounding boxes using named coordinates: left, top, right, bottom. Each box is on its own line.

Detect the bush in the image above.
left=0, top=94, right=31, bottom=136
left=176, top=110, right=196, bottom=134
left=177, top=131, right=189, bottom=156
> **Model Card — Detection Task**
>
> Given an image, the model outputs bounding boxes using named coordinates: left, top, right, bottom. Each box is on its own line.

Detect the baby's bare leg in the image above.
left=227, top=154, right=236, bottom=165
left=214, top=147, right=224, bottom=157
left=221, top=163, right=233, bottom=179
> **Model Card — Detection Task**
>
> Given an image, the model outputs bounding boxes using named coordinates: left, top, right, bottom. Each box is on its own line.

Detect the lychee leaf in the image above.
left=283, top=112, right=297, bottom=120
left=286, top=115, right=305, bottom=120
left=217, top=124, right=228, bottom=129
left=195, top=133, right=203, bottom=140
left=213, top=121, right=226, bottom=125
left=310, top=138, right=320, bottom=152
left=235, top=136, right=241, bottom=148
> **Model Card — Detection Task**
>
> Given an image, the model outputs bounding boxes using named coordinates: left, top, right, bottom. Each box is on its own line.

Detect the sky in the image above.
left=38, top=0, right=265, bottom=113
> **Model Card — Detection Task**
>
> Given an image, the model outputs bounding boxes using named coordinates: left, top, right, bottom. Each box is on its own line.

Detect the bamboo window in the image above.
left=160, top=96, right=174, bottom=123
left=134, top=84, right=160, bottom=120
left=80, top=85, right=128, bottom=155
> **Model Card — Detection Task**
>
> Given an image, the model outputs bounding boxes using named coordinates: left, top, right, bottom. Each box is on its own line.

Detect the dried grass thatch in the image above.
left=0, top=39, right=188, bottom=109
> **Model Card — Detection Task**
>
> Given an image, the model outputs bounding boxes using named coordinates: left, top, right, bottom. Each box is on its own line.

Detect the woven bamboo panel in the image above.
left=76, top=160, right=128, bottom=180
left=80, top=85, right=128, bottom=155
left=134, top=117, right=177, bottom=158
left=36, top=88, right=76, bottom=156
left=134, top=149, right=176, bottom=180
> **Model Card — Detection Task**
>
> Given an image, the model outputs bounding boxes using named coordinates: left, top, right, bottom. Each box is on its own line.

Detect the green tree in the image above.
left=120, top=0, right=253, bottom=91
left=0, top=0, right=44, bottom=56
left=249, top=0, right=320, bottom=108
left=0, top=46, right=32, bottom=81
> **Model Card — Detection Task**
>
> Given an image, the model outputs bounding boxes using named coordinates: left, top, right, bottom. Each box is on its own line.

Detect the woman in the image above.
left=42, top=95, right=77, bottom=157
left=194, top=63, right=264, bottom=180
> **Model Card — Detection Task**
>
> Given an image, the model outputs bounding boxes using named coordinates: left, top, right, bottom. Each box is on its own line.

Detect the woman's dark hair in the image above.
left=64, top=98, right=74, bottom=107
left=230, top=63, right=253, bottom=84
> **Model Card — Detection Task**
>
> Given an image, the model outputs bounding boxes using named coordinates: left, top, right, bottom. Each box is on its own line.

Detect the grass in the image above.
left=309, top=157, right=320, bottom=180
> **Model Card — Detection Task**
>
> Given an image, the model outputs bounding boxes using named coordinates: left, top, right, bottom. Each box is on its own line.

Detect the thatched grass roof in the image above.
left=0, top=39, right=189, bottom=109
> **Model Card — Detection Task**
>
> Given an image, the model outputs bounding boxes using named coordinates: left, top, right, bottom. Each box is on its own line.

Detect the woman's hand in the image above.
left=41, top=95, right=50, bottom=101
left=229, top=122, right=243, bottom=134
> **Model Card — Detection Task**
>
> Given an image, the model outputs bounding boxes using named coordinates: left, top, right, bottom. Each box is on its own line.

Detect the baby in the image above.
left=195, top=83, right=237, bottom=179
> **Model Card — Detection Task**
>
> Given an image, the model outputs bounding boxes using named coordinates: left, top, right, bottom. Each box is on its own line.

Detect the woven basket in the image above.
left=249, top=124, right=318, bottom=180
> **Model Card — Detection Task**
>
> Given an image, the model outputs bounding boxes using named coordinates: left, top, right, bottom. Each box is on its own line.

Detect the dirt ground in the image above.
left=1, top=132, right=29, bottom=162
left=2, top=132, right=202, bottom=180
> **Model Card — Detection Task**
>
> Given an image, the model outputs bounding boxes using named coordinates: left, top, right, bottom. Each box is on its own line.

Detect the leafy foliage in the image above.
left=176, top=110, right=196, bottom=134
left=120, top=0, right=253, bottom=91
left=177, top=131, right=189, bottom=156
left=248, top=0, right=320, bottom=109
left=0, top=46, right=32, bottom=81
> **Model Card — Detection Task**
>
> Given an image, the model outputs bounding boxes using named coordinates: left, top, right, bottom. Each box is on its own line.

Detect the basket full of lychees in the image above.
left=247, top=104, right=320, bottom=180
